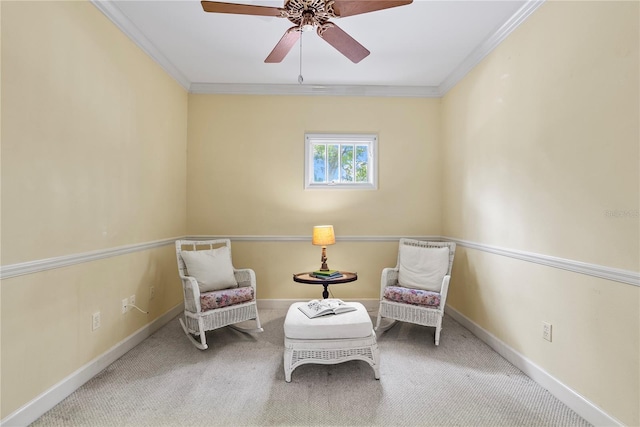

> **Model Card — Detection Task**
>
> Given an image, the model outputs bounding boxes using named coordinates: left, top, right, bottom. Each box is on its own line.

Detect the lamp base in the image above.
left=319, top=247, right=329, bottom=271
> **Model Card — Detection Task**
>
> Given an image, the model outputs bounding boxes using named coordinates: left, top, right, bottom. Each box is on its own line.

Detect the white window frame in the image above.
left=304, top=133, right=378, bottom=190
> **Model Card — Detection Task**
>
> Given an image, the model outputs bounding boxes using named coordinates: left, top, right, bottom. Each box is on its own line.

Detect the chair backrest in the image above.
left=397, top=239, right=456, bottom=276
left=175, top=239, right=233, bottom=278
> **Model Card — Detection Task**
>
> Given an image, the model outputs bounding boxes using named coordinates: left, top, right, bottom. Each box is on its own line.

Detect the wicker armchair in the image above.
left=175, top=239, right=263, bottom=350
left=375, top=239, right=456, bottom=346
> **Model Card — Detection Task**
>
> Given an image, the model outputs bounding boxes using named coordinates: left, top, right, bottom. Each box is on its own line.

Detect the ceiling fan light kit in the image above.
left=201, top=0, right=412, bottom=65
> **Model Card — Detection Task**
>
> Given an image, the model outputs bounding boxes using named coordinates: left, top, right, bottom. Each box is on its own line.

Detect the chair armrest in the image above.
left=180, top=274, right=201, bottom=313
left=439, top=275, right=451, bottom=309
left=380, top=267, right=399, bottom=297
left=234, top=268, right=257, bottom=291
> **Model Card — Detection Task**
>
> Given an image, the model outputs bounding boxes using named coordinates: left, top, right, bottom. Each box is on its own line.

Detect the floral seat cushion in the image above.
left=383, top=286, right=441, bottom=308
left=200, top=286, right=254, bottom=311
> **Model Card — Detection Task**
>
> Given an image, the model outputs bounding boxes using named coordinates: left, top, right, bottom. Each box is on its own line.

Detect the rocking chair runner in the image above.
left=376, top=239, right=456, bottom=346
left=175, top=239, right=263, bottom=350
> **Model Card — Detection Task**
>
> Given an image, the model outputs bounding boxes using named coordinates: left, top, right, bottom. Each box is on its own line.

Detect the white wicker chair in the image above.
left=375, top=239, right=456, bottom=346
left=175, top=239, right=263, bottom=350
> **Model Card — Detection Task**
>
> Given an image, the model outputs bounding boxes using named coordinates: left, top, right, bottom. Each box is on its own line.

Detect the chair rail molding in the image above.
left=0, top=237, right=180, bottom=280
left=193, top=235, right=639, bottom=287
left=187, top=234, right=440, bottom=242
left=2, top=234, right=637, bottom=287
left=446, top=237, right=639, bottom=287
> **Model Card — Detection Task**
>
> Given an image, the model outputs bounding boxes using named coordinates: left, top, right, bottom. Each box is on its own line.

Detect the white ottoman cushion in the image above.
left=284, top=302, right=372, bottom=340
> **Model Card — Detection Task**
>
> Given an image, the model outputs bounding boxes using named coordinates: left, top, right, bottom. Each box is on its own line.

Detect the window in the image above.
left=305, top=133, right=378, bottom=190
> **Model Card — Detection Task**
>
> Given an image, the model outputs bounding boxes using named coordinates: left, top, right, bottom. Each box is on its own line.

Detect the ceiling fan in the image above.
left=201, top=0, right=413, bottom=64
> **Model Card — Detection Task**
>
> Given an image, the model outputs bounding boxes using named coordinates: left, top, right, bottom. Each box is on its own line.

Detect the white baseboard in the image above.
left=3, top=300, right=622, bottom=427
left=2, top=300, right=378, bottom=426
left=1, top=304, right=184, bottom=427
left=445, top=306, right=623, bottom=427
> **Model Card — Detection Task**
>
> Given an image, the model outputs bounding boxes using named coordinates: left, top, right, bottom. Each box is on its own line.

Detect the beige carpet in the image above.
left=31, top=309, right=590, bottom=426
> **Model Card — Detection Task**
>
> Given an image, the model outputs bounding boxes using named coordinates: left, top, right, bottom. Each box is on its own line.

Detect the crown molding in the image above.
left=437, top=0, right=545, bottom=95
left=188, top=83, right=441, bottom=98
left=90, top=0, right=191, bottom=91
left=92, top=0, right=544, bottom=98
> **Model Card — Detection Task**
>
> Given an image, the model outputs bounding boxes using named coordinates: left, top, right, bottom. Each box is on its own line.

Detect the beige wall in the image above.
left=442, top=1, right=639, bottom=425
left=187, top=95, right=442, bottom=299
left=2, top=0, right=639, bottom=425
left=1, top=1, right=187, bottom=418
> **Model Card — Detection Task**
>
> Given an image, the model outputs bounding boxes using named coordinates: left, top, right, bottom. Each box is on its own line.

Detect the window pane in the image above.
left=305, top=133, right=377, bottom=190
left=327, top=144, right=339, bottom=183
left=341, top=145, right=354, bottom=182
left=313, top=144, right=326, bottom=183
left=355, top=145, right=368, bottom=182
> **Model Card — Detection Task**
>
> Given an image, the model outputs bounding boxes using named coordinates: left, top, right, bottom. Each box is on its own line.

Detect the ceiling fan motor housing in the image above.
left=283, top=0, right=335, bottom=27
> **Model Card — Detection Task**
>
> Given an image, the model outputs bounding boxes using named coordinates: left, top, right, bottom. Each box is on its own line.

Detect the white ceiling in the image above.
left=94, top=0, right=543, bottom=96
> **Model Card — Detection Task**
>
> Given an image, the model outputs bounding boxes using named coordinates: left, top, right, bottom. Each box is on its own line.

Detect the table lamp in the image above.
left=312, top=225, right=335, bottom=271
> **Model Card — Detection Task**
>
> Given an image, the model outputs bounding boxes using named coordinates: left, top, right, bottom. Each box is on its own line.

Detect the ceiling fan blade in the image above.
left=265, top=27, right=301, bottom=63
left=201, top=1, right=284, bottom=17
left=318, top=23, right=370, bottom=63
left=332, top=0, right=413, bottom=18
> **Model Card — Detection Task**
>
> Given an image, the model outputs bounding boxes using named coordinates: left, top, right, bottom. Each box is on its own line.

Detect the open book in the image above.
left=298, top=299, right=357, bottom=319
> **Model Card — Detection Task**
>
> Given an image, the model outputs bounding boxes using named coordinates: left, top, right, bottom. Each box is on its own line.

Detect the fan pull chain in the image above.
left=298, top=30, right=304, bottom=84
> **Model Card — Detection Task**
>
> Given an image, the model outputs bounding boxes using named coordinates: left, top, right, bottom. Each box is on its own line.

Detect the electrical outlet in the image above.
left=149, top=287, right=155, bottom=300
left=121, top=298, right=128, bottom=314
left=92, top=312, right=101, bottom=331
left=542, top=321, right=552, bottom=342
left=129, top=294, right=136, bottom=309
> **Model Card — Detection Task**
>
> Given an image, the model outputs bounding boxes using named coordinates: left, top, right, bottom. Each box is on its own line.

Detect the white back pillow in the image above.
left=180, top=246, right=238, bottom=292
left=398, top=245, right=449, bottom=292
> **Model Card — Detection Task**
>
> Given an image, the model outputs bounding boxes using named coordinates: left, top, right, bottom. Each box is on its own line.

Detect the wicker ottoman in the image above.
left=283, top=302, right=380, bottom=382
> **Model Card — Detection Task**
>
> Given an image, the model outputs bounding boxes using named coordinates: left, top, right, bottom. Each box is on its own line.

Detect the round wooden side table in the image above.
left=293, top=272, right=358, bottom=299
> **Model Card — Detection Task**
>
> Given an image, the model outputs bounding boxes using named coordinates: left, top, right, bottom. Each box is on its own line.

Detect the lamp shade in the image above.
left=312, top=225, right=335, bottom=246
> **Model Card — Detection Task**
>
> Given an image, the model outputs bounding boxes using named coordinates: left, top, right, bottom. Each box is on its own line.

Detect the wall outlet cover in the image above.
left=542, top=321, right=552, bottom=342
left=92, top=312, right=101, bottom=331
